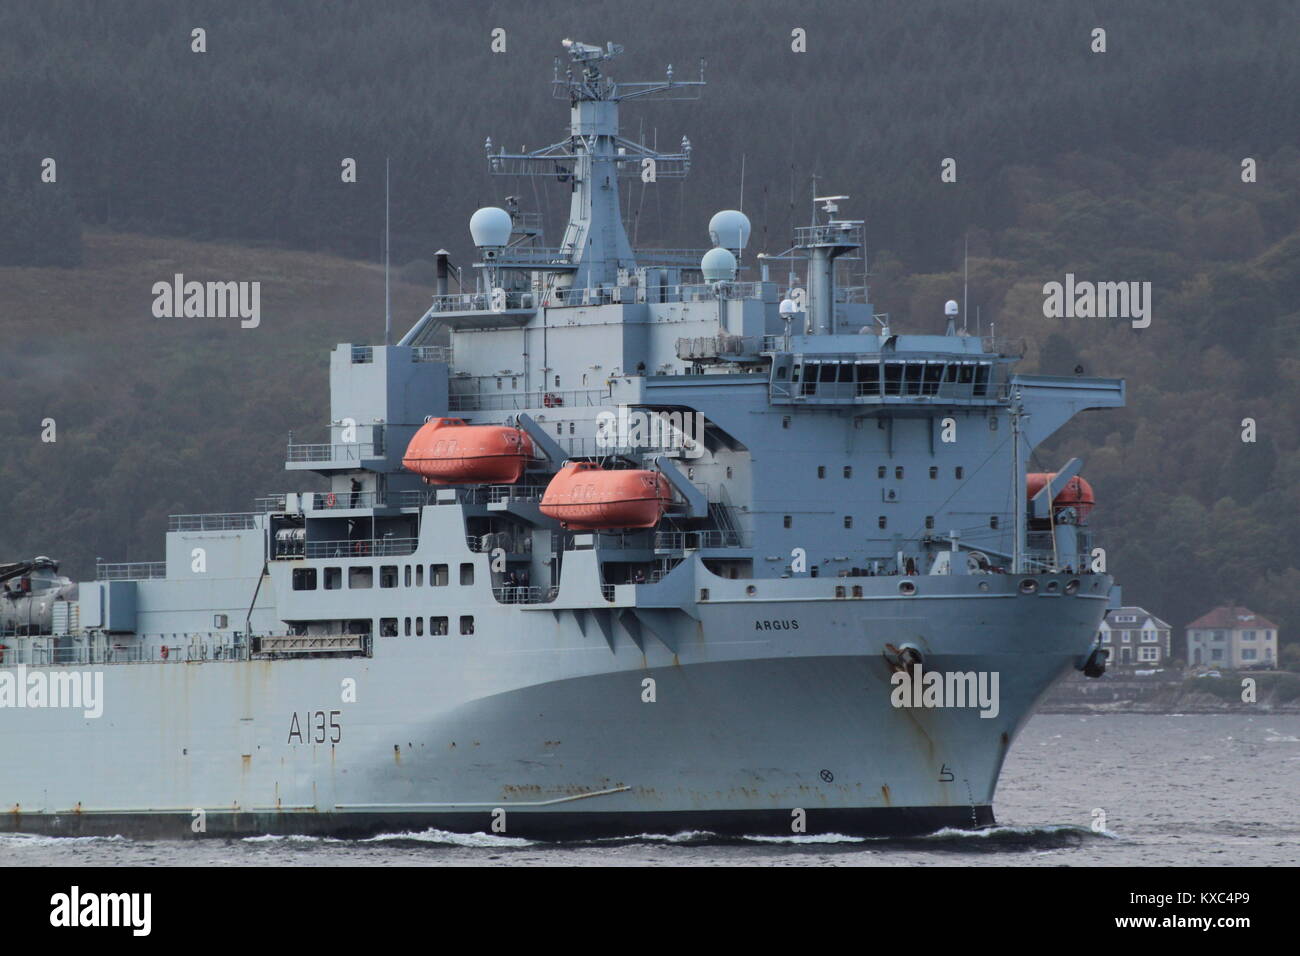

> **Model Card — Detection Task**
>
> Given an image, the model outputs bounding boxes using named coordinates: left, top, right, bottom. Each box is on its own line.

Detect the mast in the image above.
left=1011, top=394, right=1024, bottom=573
left=483, top=40, right=703, bottom=293
left=384, top=157, right=391, bottom=346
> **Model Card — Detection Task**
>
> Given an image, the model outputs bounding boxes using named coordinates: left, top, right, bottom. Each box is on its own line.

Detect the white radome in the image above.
left=701, top=246, right=738, bottom=283
left=708, top=209, right=751, bottom=251
left=470, top=206, right=513, bottom=248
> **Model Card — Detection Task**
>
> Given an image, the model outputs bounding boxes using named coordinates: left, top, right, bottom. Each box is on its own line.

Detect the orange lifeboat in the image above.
left=540, top=462, right=672, bottom=530
left=402, top=417, right=533, bottom=485
left=1026, top=472, right=1095, bottom=521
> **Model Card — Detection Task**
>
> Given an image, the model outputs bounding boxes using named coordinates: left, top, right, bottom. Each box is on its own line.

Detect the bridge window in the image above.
left=905, top=364, right=924, bottom=395
left=884, top=362, right=903, bottom=396
left=922, top=363, right=944, bottom=395
left=460, top=615, right=475, bottom=635
left=460, top=563, right=475, bottom=586
left=974, top=364, right=991, bottom=396
left=348, top=567, right=372, bottom=589
left=292, top=568, right=317, bottom=591
left=380, top=565, right=398, bottom=588
left=855, top=362, right=880, bottom=396
left=431, top=616, right=449, bottom=636
left=324, top=567, right=341, bottom=590
left=430, top=564, right=448, bottom=586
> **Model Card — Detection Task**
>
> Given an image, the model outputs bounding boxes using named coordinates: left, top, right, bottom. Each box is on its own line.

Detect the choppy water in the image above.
left=3, top=714, right=1297, bottom=866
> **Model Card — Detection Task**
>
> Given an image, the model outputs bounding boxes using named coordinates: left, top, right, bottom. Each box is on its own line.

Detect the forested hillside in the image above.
left=1, top=0, right=1297, bottom=653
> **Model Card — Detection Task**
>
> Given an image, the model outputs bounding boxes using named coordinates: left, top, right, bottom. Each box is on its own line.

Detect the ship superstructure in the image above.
left=1, top=40, right=1123, bottom=839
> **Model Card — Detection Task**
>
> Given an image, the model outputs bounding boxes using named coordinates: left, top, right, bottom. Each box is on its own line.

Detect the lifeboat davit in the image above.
left=539, top=462, right=672, bottom=530
left=1026, top=472, right=1095, bottom=521
left=402, top=417, right=533, bottom=485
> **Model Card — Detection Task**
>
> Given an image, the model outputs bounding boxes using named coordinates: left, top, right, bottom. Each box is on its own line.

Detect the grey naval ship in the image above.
left=2, top=40, right=1123, bottom=840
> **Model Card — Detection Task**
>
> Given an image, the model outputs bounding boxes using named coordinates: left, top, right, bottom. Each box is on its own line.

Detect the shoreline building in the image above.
left=1185, top=605, right=1278, bottom=669
left=1098, top=606, right=1171, bottom=667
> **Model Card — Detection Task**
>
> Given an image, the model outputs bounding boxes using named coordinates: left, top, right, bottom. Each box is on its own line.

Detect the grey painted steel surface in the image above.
left=1, top=39, right=1124, bottom=839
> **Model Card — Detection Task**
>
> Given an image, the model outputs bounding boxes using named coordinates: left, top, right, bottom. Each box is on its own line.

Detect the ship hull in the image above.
left=0, top=575, right=1108, bottom=840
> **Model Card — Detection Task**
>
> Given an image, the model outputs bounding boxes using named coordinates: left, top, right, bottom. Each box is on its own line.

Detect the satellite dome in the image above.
left=701, top=246, right=737, bottom=283
left=708, top=210, right=751, bottom=250
left=945, top=299, right=959, bottom=316
left=779, top=298, right=798, bottom=317
left=470, top=206, right=513, bottom=248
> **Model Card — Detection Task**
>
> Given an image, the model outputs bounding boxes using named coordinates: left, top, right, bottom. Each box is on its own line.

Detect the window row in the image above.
left=292, top=563, right=475, bottom=591
left=378, top=615, right=474, bottom=637
left=779, top=361, right=993, bottom=397
left=811, top=466, right=967, bottom=480
left=784, top=515, right=997, bottom=530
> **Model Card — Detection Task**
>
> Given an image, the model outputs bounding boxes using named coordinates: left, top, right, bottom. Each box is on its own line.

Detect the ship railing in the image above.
left=291, top=537, right=418, bottom=560
left=412, top=345, right=453, bottom=363
left=467, top=535, right=532, bottom=554
left=491, top=585, right=543, bottom=605
left=448, top=388, right=611, bottom=412
left=96, top=561, right=166, bottom=581
left=428, top=290, right=537, bottom=313
left=485, top=483, right=547, bottom=503
left=168, top=512, right=260, bottom=532
left=655, top=530, right=752, bottom=550
left=257, top=491, right=393, bottom=512
left=286, top=441, right=384, bottom=462
left=556, top=437, right=648, bottom=459
left=1, top=634, right=251, bottom=667
left=795, top=222, right=865, bottom=248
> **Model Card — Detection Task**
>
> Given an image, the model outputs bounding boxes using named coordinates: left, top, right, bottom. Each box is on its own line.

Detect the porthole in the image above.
left=746, top=585, right=757, bottom=596
left=1064, top=579, right=1081, bottom=595
left=1019, top=579, right=1038, bottom=594
left=978, top=581, right=990, bottom=592
left=899, top=581, right=917, bottom=596
left=1045, top=580, right=1060, bottom=594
